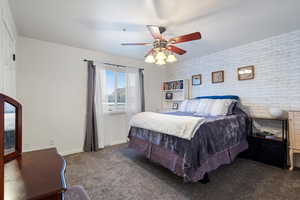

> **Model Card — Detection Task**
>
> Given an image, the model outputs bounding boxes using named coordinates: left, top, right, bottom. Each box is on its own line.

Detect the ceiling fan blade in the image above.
left=147, top=25, right=164, bottom=39
left=168, top=32, right=201, bottom=44
left=167, top=45, right=186, bottom=55
left=144, top=48, right=154, bottom=57
left=121, top=42, right=152, bottom=46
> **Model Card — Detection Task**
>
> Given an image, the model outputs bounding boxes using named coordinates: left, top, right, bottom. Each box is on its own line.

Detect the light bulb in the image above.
left=145, top=54, right=155, bottom=63
left=156, top=59, right=166, bottom=65
left=166, top=54, right=177, bottom=63
left=155, top=51, right=167, bottom=60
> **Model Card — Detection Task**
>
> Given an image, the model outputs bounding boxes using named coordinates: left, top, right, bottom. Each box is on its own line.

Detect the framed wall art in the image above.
left=238, top=65, right=255, bottom=80
left=172, top=103, right=179, bottom=110
left=165, top=92, right=173, bottom=100
left=192, top=74, right=202, bottom=85
left=212, top=70, right=224, bottom=83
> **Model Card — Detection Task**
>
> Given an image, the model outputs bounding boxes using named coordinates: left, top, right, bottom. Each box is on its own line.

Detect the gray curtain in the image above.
left=139, top=69, right=145, bottom=112
left=84, top=61, right=99, bottom=152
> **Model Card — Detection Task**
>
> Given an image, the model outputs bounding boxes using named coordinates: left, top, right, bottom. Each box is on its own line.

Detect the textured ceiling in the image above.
left=10, top=0, right=300, bottom=60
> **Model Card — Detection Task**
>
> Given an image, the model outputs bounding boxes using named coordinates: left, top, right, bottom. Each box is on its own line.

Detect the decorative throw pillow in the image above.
left=178, top=100, right=188, bottom=112
left=185, top=100, right=201, bottom=113
left=227, top=101, right=238, bottom=115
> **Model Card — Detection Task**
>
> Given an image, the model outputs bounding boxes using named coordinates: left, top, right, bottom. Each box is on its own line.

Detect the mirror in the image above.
left=0, top=93, right=22, bottom=163
left=0, top=93, right=22, bottom=198
left=4, top=102, right=16, bottom=156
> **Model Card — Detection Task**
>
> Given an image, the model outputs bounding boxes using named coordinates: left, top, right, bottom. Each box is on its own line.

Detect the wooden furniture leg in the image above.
left=289, top=149, right=294, bottom=171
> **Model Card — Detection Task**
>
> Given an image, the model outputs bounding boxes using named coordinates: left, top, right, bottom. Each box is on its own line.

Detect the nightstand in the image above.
left=241, top=117, right=288, bottom=168
left=288, top=111, right=300, bottom=170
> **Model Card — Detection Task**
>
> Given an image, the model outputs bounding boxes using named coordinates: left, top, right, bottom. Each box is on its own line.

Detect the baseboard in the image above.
left=22, top=142, right=128, bottom=156
left=23, top=146, right=83, bottom=156
left=23, top=145, right=54, bottom=153
left=108, top=140, right=127, bottom=146
left=60, top=148, right=83, bottom=156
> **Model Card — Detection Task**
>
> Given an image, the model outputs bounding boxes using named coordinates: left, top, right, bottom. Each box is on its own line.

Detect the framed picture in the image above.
left=192, top=74, right=202, bottom=85
left=212, top=70, right=224, bottom=83
left=165, top=92, right=173, bottom=100
left=163, top=82, right=168, bottom=90
left=172, top=103, right=179, bottom=110
left=238, top=65, right=255, bottom=80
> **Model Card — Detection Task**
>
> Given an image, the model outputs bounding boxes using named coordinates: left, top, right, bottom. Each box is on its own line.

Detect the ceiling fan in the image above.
left=121, top=25, right=201, bottom=65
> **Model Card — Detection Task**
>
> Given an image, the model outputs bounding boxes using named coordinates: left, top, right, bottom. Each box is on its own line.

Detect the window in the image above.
left=104, top=69, right=126, bottom=112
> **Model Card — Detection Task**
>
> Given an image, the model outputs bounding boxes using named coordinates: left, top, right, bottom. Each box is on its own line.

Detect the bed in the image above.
left=128, top=96, right=252, bottom=183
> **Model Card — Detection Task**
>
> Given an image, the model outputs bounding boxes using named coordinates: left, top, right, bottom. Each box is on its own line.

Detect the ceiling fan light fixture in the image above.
left=121, top=26, right=201, bottom=65
left=145, top=54, right=155, bottom=63
left=166, top=54, right=177, bottom=63
left=155, top=51, right=167, bottom=60
left=155, top=59, right=166, bottom=65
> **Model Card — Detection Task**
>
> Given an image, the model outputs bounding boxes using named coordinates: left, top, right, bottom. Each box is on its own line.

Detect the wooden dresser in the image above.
left=4, top=148, right=67, bottom=200
left=288, top=111, right=300, bottom=170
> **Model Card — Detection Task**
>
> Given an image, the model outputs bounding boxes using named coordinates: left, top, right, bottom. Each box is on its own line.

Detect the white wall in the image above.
left=17, top=36, right=166, bottom=155
left=167, top=30, right=300, bottom=166
left=0, top=0, right=17, bottom=97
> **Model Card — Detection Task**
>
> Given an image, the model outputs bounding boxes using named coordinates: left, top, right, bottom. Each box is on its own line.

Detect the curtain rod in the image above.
left=83, top=59, right=144, bottom=70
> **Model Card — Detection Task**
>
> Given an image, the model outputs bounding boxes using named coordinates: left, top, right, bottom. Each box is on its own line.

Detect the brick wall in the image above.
left=167, top=29, right=300, bottom=167
left=167, top=30, right=300, bottom=118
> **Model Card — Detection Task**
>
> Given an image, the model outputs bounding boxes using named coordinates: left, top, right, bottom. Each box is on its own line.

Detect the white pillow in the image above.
left=195, top=99, right=235, bottom=116
left=186, top=100, right=201, bottom=113
left=196, top=99, right=215, bottom=115
left=178, top=100, right=188, bottom=112
left=210, top=99, right=235, bottom=116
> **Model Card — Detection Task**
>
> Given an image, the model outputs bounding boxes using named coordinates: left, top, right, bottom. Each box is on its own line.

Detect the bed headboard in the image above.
left=194, top=95, right=240, bottom=101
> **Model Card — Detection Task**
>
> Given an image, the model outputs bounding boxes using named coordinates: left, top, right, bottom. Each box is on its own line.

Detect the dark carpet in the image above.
left=65, top=144, right=300, bottom=200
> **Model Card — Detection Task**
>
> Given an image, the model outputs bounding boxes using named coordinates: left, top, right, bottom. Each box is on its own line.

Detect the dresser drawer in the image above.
left=295, top=127, right=300, bottom=133
left=289, top=112, right=300, bottom=149
left=293, top=112, right=300, bottom=117
left=292, top=112, right=300, bottom=121
left=292, top=119, right=300, bottom=133
left=293, top=133, right=300, bottom=148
